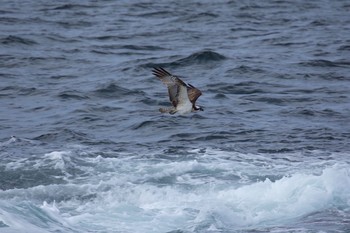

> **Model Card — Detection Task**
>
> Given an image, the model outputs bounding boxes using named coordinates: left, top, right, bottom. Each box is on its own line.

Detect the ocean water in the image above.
left=1, top=0, right=350, bottom=232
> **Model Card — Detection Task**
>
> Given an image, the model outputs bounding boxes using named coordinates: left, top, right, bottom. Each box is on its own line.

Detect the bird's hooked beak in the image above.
left=196, top=106, right=204, bottom=111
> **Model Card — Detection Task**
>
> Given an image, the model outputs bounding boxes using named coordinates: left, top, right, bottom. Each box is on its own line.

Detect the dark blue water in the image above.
left=1, top=1, right=350, bottom=232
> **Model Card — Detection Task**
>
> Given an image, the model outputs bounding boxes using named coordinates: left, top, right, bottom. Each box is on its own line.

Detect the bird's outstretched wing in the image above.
left=187, top=84, right=202, bottom=105
left=152, top=67, right=183, bottom=107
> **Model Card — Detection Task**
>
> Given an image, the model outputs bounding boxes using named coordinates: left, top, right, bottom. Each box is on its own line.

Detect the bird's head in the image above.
left=194, top=105, right=204, bottom=111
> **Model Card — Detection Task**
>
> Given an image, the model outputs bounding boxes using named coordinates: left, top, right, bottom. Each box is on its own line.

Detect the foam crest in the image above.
left=57, top=163, right=350, bottom=232
left=43, top=151, right=71, bottom=170
left=5, top=151, right=71, bottom=171
left=0, top=201, right=69, bottom=233
left=1, top=149, right=349, bottom=233
left=213, top=164, right=350, bottom=227
left=0, top=136, right=17, bottom=147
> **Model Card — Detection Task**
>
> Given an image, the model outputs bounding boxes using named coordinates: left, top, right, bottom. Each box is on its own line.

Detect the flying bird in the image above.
left=152, top=67, right=203, bottom=115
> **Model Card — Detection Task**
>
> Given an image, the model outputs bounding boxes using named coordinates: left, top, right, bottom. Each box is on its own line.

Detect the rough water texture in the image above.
left=1, top=0, right=350, bottom=232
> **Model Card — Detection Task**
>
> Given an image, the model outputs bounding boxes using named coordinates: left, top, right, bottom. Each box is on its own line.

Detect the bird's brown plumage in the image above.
left=152, top=67, right=202, bottom=110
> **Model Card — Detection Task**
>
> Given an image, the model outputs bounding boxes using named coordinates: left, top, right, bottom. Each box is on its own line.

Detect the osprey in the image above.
left=152, top=67, right=203, bottom=115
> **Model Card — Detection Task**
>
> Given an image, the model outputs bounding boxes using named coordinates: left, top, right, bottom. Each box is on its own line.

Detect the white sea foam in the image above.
left=0, top=136, right=17, bottom=146
left=43, top=151, right=72, bottom=170
left=0, top=201, right=64, bottom=233
left=1, top=149, right=349, bottom=233
left=4, top=150, right=72, bottom=172
left=55, top=154, right=350, bottom=232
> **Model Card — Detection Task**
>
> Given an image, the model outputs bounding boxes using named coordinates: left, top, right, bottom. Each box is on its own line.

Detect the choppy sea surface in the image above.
left=1, top=0, right=350, bottom=232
